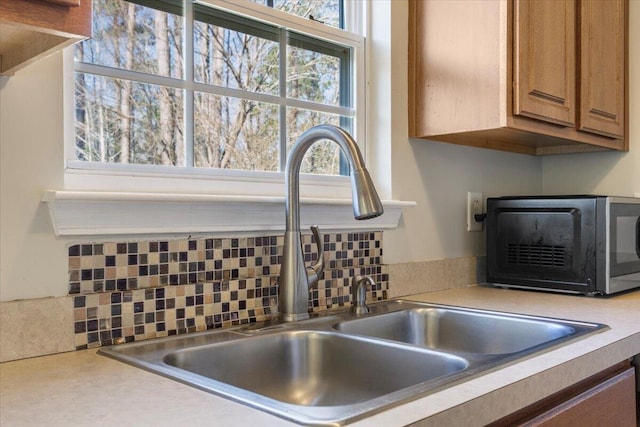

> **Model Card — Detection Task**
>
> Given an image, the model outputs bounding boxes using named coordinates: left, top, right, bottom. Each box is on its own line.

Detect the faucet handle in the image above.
left=306, top=225, right=324, bottom=289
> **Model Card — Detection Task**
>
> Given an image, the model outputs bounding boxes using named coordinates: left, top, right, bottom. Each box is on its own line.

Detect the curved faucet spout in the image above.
left=279, top=124, right=384, bottom=322
left=285, top=124, right=384, bottom=231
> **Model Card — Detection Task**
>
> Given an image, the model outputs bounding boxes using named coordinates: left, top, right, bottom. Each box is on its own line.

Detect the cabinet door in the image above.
left=578, top=0, right=625, bottom=138
left=523, top=367, right=636, bottom=426
left=488, top=364, right=637, bottom=426
left=514, top=0, right=576, bottom=127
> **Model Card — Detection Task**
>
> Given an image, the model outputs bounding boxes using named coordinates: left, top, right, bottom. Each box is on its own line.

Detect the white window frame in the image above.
left=63, top=0, right=367, bottom=199
left=47, top=0, right=413, bottom=237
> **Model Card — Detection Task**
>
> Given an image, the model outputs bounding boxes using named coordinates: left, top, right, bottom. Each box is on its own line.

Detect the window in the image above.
left=72, top=0, right=363, bottom=179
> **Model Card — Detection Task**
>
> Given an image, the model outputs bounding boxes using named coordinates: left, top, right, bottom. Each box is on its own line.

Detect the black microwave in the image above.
left=486, top=195, right=640, bottom=296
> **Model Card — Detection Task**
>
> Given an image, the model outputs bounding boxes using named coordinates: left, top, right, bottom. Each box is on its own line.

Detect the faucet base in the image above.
left=280, top=312, right=310, bottom=322
left=351, top=306, right=370, bottom=316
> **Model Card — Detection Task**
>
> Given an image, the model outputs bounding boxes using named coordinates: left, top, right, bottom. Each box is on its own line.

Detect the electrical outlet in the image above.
left=467, top=192, right=483, bottom=232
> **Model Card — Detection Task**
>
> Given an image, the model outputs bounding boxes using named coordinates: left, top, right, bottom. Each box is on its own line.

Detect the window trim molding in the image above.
left=42, top=190, right=415, bottom=237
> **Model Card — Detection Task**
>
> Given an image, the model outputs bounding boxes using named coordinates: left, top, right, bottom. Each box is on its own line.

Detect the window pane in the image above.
left=194, top=15, right=279, bottom=95
left=194, top=93, right=279, bottom=171
left=287, top=108, right=350, bottom=175
left=287, top=43, right=344, bottom=106
left=75, top=72, right=184, bottom=165
left=76, top=0, right=183, bottom=79
left=251, top=0, right=342, bottom=29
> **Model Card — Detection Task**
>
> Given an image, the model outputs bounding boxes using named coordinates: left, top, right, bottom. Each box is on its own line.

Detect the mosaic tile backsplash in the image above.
left=70, top=232, right=388, bottom=349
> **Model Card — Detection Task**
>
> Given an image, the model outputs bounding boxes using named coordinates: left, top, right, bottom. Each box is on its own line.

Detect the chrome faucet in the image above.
left=279, top=124, right=384, bottom=322
left=351, top=275, right=375, bottom=315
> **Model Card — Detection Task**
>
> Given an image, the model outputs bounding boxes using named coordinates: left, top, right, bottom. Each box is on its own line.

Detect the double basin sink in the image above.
left=99, top=300, right=607, bottom=425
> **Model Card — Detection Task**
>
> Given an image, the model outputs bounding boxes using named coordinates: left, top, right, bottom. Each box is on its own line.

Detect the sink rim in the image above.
left=98, top=299, right=609, bottom=426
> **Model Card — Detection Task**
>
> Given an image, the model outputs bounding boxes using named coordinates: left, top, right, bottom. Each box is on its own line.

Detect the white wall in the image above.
left=1, top=1, right=637, bottom=302
left=384, top=140, right=542, bottom=263
left=0, top=53, right=68, bottom=301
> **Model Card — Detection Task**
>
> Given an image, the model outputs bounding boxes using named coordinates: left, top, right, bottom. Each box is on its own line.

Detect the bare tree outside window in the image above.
left=74, top=0, right=353, bottom=175
left=251, top=0, right=342, bottom=28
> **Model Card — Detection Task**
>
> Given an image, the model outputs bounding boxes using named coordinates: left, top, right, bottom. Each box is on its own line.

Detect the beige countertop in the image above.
left=1, top=285, right=639, bottom=426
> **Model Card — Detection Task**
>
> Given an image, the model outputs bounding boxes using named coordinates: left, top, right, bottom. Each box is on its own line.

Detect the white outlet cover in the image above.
left=467, top=192, right=483, bottom=232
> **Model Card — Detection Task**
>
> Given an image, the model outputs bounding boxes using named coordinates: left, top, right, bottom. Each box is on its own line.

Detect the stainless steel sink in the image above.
left=333, top=306, right=581, bottom=355
left=164, top=330, right=468, bottom=406
left=99, top=299, right=608, bottom=425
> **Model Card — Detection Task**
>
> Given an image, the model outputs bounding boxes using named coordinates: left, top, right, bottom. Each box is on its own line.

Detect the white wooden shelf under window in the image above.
left=42, top=191, right=415, bottom=237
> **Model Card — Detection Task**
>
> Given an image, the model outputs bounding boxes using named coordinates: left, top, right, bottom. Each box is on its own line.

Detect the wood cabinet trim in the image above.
left=41, top=0, right=82, bottom=7
left=0, top=0, right=91, bottom=37
left=0, top=0, right=91, bottom=75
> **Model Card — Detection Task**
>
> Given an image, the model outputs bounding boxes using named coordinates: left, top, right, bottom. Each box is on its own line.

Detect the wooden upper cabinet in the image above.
left=579, top=0, right=626, bottom=139
left=408, top=0, right=628, bottom=155
left=514, top=0, right=576, bottom=127
left=0, top=0, right=91, bottom=75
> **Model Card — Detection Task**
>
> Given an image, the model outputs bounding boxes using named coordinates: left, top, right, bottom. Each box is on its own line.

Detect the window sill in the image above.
left=42, top=191, right=415, bottom=237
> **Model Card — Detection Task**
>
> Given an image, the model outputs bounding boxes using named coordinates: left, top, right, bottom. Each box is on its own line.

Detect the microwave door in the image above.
left=608, top=201, right=640, bottom=280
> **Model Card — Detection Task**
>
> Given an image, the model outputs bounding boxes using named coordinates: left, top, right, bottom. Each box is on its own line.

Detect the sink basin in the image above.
left=99, top=299, right=607, bottom=425
left=164, top=330, right=468, bottom=406
left=334, top=306, right=583, bottom=355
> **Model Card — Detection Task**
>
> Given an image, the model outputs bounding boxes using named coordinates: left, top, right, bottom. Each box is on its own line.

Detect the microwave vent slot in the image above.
left=507, top=244, right=566, bottom=268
